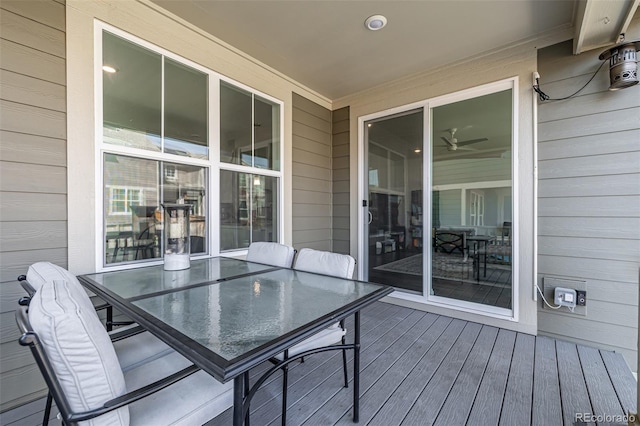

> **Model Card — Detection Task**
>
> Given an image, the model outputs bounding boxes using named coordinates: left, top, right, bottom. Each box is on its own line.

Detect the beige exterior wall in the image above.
left=332, top=106, right=351, bottom=254
left=291, top=93, right=333, bottom=251
left=65, top=0, right=330, bottom=275
left=536, top=12, right=640, bottom=370
left=0, top=0, right=67, bottom=411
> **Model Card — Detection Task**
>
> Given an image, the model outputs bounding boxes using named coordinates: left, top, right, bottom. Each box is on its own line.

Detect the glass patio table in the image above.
left=78, top=257, right=392, bottom=426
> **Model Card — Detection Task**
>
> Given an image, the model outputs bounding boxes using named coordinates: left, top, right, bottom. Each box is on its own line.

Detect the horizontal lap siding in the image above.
left=332, top=106, right=350, bottom=254
left=292, top=93, right=332, bottom=252
left=536, top=29, right=640, bottom=371
left=0, top=1, right=67, bottom=411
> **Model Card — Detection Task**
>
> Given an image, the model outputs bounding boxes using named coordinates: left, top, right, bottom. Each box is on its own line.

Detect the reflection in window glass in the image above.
left=103, top=32, right=162, bottom=151
left=104, top=154, right=207, bottom=265
left=220, top=82, right=281, bottom=170
left=254, top=95, right=280, bottom=170
left=162, top=162, right=207, bottom=254
left=104, top=154, right=160, bottom=264
left=220, top=82, right=252, bottom=166
left=220, top=171, right=278, bottom=251
left=164, top=58, right=208, bottom=159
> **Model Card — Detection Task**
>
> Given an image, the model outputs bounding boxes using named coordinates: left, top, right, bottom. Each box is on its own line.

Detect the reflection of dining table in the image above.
left=78, top=257, right=392, bottom=425
left=467, top=235, right=496, bottom=281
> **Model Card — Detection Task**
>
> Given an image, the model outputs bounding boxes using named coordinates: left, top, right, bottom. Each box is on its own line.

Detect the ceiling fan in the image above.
left=440, top=128, right=488, bottom=151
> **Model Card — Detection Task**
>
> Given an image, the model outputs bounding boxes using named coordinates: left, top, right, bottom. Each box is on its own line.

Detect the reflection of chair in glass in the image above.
left=480, top=222, right=512, bottom=265
left=433, top=229, right=470, bottom=259
left=128, top=206, right=158, bottom=260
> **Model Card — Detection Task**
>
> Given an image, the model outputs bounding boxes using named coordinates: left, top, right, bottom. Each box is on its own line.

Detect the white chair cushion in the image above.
left=29, top=280, right=129, bottom=426
left=112, top=331, right=174, bottom=373
left=27, top=262, right=96, bottom=314
left=246, top=242, right=295, bottom=268
left=125, top=351, right=233, bottom=426
left=294, top=248, right=355, bottom=279
left=274, top=326, right=346, bottom=360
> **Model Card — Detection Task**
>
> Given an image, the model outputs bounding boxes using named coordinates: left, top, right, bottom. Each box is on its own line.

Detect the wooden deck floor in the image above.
left=2, top=302, right=636, bottom=426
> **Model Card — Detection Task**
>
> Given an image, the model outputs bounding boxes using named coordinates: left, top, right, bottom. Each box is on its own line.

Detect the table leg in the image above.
left=233, top=375, right=244, bottom=426
left=483, top=241, right=487, bottom=277
left=353, top=310, right=361, bottom=423
left=244, top=372, right=251, bottom=426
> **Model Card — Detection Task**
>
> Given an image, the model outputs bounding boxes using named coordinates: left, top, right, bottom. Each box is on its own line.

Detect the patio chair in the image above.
left=274, top=248, right=355, bottom=425
left=17, top=262, right=178, bottom=424
left=17, top=278, right=233, bottom=425
left=245, top=241, right=295, bottom=268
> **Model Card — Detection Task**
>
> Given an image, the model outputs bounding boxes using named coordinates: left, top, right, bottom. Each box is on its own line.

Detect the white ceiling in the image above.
left=152, top=0, right=577, bottom=100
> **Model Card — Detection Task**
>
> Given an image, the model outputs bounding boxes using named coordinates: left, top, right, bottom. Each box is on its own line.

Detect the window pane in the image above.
left=103, top=32, right=162, bottom=151
left=254, top=95, right=280, bottom=170
left=104, top=154, right=160, bottom=265
left=164, top=58, right=208, bottom=159
left=162, top=162, right=207, bottom=254
left=220, top=171, right=278, bottom=251
left=251, top=175, right=278, bottom=242
left=220, top=82, right=252, bottom=166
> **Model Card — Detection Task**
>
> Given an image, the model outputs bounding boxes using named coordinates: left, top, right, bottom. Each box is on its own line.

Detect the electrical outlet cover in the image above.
left=554, top=287, right=577, bottom=308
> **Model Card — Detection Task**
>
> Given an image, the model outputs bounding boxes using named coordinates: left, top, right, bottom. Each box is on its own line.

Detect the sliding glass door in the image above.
left=361, top=79, right=516, bottom=317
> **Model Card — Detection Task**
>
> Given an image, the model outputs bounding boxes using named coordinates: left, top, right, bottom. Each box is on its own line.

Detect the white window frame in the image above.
left=94, top=22, right=284, bottom=271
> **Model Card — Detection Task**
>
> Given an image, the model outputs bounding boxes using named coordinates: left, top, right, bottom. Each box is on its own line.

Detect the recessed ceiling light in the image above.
left=414, top=148, right=422, bottom=153
left=365, top=15, right=387, bottom=31
left=102, top=65, right=117, bottom=73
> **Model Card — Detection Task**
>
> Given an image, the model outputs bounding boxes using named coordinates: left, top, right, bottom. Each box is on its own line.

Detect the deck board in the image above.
left=578, top=345, right=625, bottom=419
left=499, top=333, right=535, bottom=426
left=556, top=340, right=593, bottom=425
left=432, top=325, right=498, bottom=426
left=366, top=319, right=468, bottom=425
left=532, top=336, right=563, bottom=426
left=466, top=328, right=516, bottom=426
left=399, top=321, right=483, bottom=425
left=601, top=350, right=637, bottom=415
left=3, top=301, right=636, bottom=426
left=333, top=315, right=454, bottom=425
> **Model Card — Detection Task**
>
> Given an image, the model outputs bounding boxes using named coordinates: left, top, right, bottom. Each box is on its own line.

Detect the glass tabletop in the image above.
left=82, top=257, right=275, bottom=299
left=132, top=268, right=387, bottom=361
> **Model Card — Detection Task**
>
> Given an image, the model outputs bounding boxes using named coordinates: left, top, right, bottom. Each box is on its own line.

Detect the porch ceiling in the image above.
left=151, top=0, right=577, bottom=100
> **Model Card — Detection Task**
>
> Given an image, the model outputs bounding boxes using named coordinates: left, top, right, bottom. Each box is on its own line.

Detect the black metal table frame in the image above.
left=234, top=311, right=361, bottom=425
left=467, top=236, right=495, bottom=282
left=78, top=263, right=391, bottom=426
